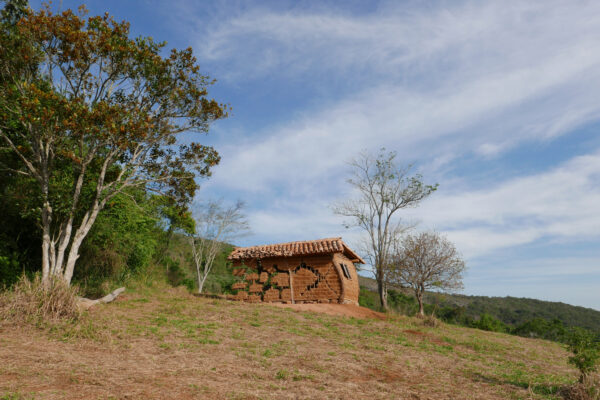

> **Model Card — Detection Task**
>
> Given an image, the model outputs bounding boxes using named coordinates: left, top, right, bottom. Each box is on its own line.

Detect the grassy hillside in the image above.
left=0, top=281, right=589, bottom=399
left=358, top=276, right=600, bottom=334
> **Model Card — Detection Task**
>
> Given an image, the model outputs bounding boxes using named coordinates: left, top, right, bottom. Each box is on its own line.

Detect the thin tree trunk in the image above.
left=63, top=203, right=101, bottom=284
left=377, top=273, right=388, bottom=310
left=198, top=273, right=207, bottom=294
left=416, top=290, right=424, bottom=316
left=53, top=218, right=74, bottom=276
left=41, top=201, right=52, bottom=284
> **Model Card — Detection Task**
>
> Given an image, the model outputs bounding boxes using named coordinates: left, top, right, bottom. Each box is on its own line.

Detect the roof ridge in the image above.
left=233, top=237, right=342, bottom=249
left=228, top=237, right=364, bottom=264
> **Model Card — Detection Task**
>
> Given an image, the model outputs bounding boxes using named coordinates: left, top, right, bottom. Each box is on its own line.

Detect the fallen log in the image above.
left=77, top=287, right=125, bottom=310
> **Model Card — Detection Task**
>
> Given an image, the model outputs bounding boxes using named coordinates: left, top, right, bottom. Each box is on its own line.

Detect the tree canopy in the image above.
left=390, top=231, right=466, bottom=316
left=0, top=3, right=226, bottom=284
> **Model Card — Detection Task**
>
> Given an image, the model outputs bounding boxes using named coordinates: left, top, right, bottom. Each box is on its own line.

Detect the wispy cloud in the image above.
left=409, top=151, right=600, bottom=257
left=188, top=0, right=600, bottom=193
left=174, top=0, right=600, bottom=306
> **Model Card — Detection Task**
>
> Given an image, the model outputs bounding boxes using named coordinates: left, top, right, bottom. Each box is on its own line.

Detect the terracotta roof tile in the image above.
left=228, top=237, right=365, bottom=264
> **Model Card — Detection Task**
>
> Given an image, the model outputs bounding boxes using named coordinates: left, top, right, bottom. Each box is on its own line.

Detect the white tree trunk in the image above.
left=63, top=203, right=101, bottom=284
left=198, top=272, right=207, bottom=294
left=77, top=287, right=125, bottom=310
left=53, top=219, right=74, bottom=277
left=41, top=201, right=52, bottom=284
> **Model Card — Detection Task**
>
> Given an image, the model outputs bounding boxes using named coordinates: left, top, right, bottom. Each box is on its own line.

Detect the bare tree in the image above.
left=390, top=231, right=466, bottom=316
left=334, top=150, right=437, bottom=310
left=190, top=200, right=249, bottom=294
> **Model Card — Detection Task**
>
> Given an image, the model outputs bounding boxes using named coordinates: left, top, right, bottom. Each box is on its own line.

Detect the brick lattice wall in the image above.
left=228, top=254, right=359, bottom=304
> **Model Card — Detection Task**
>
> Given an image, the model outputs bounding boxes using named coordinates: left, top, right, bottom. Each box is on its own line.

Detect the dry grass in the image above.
left=0, top=275, right=81, bottom=324
left=560, top=379, right=600, bottom=400
left=0, top=283, right=593, bottom=399
left=421, top=314, right=440, bottom=328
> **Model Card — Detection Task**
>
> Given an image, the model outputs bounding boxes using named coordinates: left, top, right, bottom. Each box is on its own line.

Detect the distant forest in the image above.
left=359, top=276, right=600, bottom=335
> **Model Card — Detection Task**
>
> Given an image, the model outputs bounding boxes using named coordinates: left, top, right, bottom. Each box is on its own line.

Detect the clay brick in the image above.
left=263, top=288, right=280, bottom=302
left=231, top=282, right=247, bottom=290
left=280, top=288, right=292, bottom=301
left=247, top=294, right=261, bottom=303
left=242, top=259, right=257, bottom=270
left=271, top=273, right=289, bottom=287
left=248, top=283, right=263, bottom=293
left=228, top=250, right=360, bottom=305
left=295, top=268, right=317, bottom=285
left=246, top=273, right=259, bottom=281
left=263, top=264, right=276, bottom=273
left=259, top=272, right=269, bottom=283
left=235, top=291, right=248, bottom=301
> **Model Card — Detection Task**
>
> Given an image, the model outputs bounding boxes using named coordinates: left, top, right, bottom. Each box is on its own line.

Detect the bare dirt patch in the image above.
left=269, top=302, right=387, bottom=320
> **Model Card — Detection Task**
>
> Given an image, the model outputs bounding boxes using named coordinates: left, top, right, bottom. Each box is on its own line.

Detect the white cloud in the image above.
left=189, top=1, right=600, bottom=84
left=189, top=0, right=600, bottom=194
left=179, top=1, right=600, bottom=306
left=409, top=151, right=600, bottom=257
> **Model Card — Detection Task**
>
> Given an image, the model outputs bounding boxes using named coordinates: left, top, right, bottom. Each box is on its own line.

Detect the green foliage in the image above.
left=359, top=288, right=419, bottom=314
left=564, top=327, right=600, bottom=382
left=0, top=252, right=20, bottom=287
left=435, top=294, right=600, bottom=334
left=360, top=276, right=600, bottom=335
left=512, top=317, right=567, bottom=341
left=471, top=313, right=509, bottom=333
left=0, top=2, right=225, bottom=284
left=359, top=287, right=381, bottom=310
left=74, top=190, right=160, bottom=296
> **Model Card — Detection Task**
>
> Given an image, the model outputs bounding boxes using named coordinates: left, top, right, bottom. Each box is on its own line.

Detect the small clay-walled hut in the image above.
left=227, top=237, right=365, bottom=305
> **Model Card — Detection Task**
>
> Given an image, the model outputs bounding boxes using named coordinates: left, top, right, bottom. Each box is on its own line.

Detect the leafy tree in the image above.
left=334, top=150, right=437, bottom=310
left=389, top=231, right=465, bottom=316
left=75, top=189, right=162, bottom=295
left=0, top=4, right=226, bottom=285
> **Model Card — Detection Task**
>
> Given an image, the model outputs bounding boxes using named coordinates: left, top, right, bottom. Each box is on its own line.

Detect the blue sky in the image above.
left=31, top=0, right=600, bottom=310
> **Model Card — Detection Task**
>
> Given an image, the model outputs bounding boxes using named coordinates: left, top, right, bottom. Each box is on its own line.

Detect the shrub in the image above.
left=560, top=380, right=600, bottom=400
left=0, top=253, right=20, bottom=287
left=472, top=313, right=509, bottom=333
left=0, top=275, right=81, bottom=324
left=422, top=314, right=440, bottom=327
left=565, top=327, right=600, bottom=384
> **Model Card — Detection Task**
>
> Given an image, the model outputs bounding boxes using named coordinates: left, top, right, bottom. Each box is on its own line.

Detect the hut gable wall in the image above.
left=332, top=252, right=360, bottom=305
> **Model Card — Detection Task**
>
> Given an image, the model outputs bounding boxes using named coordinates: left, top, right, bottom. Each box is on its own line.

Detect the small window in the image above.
left=340, top=263, right=351, bottom=280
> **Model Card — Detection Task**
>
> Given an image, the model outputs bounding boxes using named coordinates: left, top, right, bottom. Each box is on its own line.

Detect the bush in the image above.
left=0, top=253, right=20, bottom=287
left=565, top=327, right=600, bottom=383
left=359, top=287, right=384, bottom=311
left=422, top=314, right=440, bottom=327
left=0, top=275, right=81, bottom=324
left=560, top=380, right=600, bottom=400
left=472, top=313, right=509, bottom=333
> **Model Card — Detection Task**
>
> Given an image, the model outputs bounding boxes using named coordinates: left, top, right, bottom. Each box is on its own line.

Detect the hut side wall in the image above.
left=229, top=254, right=348, bottom=303
left=332, top=253, right=360, bottom=305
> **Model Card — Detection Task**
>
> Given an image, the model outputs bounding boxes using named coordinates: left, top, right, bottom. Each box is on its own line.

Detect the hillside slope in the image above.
left=0, top=284, right=584, bottom=399
left=358, top=276, right=600, bottom=333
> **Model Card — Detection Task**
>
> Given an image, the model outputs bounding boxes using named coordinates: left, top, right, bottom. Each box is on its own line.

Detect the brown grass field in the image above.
left=0, top=284, right=589, bottom=399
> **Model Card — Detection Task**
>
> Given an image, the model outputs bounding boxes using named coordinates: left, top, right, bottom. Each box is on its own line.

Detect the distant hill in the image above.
left=358, top=276, right=600, bottom=334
